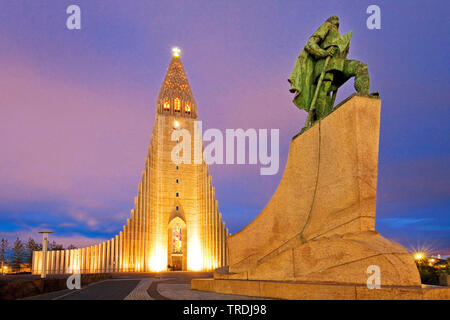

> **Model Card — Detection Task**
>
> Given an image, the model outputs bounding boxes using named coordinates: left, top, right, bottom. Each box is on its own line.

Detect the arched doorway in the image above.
left=167, top=217, right=187, bottom=271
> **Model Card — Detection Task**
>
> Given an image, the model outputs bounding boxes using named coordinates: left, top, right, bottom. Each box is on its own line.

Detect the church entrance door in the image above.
left=172, top=255, right=182, bottom=271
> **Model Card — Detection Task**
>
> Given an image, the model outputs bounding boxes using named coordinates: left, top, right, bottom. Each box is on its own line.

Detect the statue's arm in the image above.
left=305, top=36, right=329, bottom=58
left=304, top=23, right=331, bottom=58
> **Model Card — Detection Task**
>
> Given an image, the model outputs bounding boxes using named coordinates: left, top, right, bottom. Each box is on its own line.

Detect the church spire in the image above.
left=157, top=47, right=197, bottom=118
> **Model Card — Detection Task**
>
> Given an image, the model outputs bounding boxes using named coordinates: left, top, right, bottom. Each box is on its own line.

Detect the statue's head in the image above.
left=326, top=16, right=340, bottom=29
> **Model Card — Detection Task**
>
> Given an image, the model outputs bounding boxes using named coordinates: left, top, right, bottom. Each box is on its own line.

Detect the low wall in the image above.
left=0, top=273, right=111, bottom=300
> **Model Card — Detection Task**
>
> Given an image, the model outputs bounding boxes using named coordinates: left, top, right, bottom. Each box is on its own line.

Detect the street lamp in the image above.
left=413, top=252, right=426, bottom=262
left=38, top=231, right=53, bottom=279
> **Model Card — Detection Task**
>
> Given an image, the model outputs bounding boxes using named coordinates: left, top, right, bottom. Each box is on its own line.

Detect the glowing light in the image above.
left=67, top=250, right=81, bottom=274
left=149, top=246, right=166, bottom=272
left=185, top=103, right=191, bottom=113
left=414, top=252, right=425, bottom=260
left=410, top=244, right=433, bottom=260
left=173, top=120, right=180, bottom=129
left=172, top=47, right=181, bottom=57
left=187, top=236, right=202, bottom=271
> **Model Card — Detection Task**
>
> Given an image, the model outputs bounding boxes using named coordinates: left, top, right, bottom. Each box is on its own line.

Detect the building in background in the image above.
left=32, top=49, right=228, bottom=274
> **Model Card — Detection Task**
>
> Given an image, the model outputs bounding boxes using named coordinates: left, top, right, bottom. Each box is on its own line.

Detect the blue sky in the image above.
left=0, top=0, right=448, bottom=254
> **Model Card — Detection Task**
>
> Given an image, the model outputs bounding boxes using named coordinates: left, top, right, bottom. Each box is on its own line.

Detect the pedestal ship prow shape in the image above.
left=191, top=96, right=450, bottom=299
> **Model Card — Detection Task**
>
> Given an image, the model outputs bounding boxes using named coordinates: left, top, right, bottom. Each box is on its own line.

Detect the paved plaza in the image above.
left=24, top=272, right=267, bottom=300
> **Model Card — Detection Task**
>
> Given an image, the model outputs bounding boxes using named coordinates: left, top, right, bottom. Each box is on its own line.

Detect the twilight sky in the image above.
left=0, top=1, right=449, bottom=254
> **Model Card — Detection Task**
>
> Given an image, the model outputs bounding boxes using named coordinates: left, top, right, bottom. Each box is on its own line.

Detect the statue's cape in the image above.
left=288, top=49, right=315, bottom=112
left=288, top=22, right=352, bottom=112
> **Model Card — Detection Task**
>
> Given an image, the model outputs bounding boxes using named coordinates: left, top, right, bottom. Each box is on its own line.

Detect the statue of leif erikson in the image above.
left=288, top=16, right=378, bottom=132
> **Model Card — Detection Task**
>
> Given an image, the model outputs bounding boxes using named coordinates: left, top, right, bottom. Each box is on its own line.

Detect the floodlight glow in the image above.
left=172, top=47, right=181, bottom=57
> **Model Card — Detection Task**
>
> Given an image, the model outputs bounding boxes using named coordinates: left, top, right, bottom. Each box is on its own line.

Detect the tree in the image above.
left=67, top=244, right=77, bottom=250
left=1, top=238, right=8, bottom=274
left=11, top=238, right=26, bottom=272
left=48, top=240, right=64, bottom=251
left=25, top=238, right=41, bottom=264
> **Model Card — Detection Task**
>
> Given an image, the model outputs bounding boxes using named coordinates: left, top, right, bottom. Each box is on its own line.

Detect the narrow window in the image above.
left=163, top=100, right=170, bottom=110
left=176, top=206, right=179, bottom=211
left=174, top=98, right=181, bottom=112
left=172, top=224, right=182, bottom=254
left=176, top=192, right=179, bottom=197
left=184, top=103, right=191, bottom=113
left=176, top=178, right=179, bottom=183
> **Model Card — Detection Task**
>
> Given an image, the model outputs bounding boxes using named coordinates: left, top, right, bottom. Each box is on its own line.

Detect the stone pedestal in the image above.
left=191, top=95, right=450, bottom=299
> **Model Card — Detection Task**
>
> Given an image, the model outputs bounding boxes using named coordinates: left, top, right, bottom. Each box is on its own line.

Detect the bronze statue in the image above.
left=288, top=16, right=376, bottom=131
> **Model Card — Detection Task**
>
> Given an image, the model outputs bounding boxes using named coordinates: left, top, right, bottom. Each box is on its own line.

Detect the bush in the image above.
left=415, top=260, right=450, bottom=285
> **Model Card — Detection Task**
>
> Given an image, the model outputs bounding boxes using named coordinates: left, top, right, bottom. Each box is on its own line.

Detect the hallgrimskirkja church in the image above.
left=32, top=49, right=229, bottom=274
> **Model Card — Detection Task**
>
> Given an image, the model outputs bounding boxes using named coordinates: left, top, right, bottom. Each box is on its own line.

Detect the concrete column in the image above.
left=35, top=251, right=40, bottom=275
left=31, top=251, right=37, bottom=274
left=96, top=245, right=100, bottom=273
left=59, top=250, right=64, bottom=274
left=55, top=251, right=60, bottom=274
left=47, top=251, right=53, bottom=274
left=124, top=225, right=129, bottom=272
left=212, top=196, right=217, bottom=268
left=97, top=245, right=100, bottom=273
left=218, top=216, right=222, bottom=267
left=81, top=248, right=85, bottom=273
left=87, top=246, right=91, bottom=273
left=221, top=222, right=225, bottom=266
left=64, top=250, right=70, bottom=273
left=127, top=221, right=132, bottom=271
left=100, top=242, right=105, bottom=273
left=69, top=249, right=74, bottom=273
left=85, top=247, right=89, bottom=273
left=134, top=197, right=139, bottom=271
left=106, top=241, right=111, bottom=273
left=136, top=186, right=142, bottom=271
left=60, top=250, right=64, bottom=274
left=215, top=204, right=219, bottom=267
left=89, top=246, right=93, bottom=273
left=64, top=250, right=68, bottom=274
left=98, top=243, right=103, bottom=273
left=92, top=245, right=97, bottom=273
left=90, top=246, right=94, bottom=273
left=207, top=178, right=212, bottom=270
left=114, top=235, right=119, bottom=272
left=110, top=239, right=114, bottom=272
left=93, top=245, right=97, bottom=273
left=132, top=207, right=136, bottom=271
left=139, top=184, right=144, bottom=271
left=119, top=232, right=123, bottom=272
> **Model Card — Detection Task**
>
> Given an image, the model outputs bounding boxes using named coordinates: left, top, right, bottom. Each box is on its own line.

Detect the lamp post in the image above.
left=38, top=231, right=53, bottom=279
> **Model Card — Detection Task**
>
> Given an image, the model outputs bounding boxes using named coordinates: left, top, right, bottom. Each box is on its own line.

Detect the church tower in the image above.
left=32, top=48, right=229, bottom=274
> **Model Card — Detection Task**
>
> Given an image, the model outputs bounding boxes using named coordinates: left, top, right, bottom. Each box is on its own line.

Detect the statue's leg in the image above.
left=343, top=60, right=370, bottom=95
left=315, top=73, right=334, bottom=120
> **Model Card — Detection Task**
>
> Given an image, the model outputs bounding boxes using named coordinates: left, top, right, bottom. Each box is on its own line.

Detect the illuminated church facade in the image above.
left=32, top=49, right=229, bottom=274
